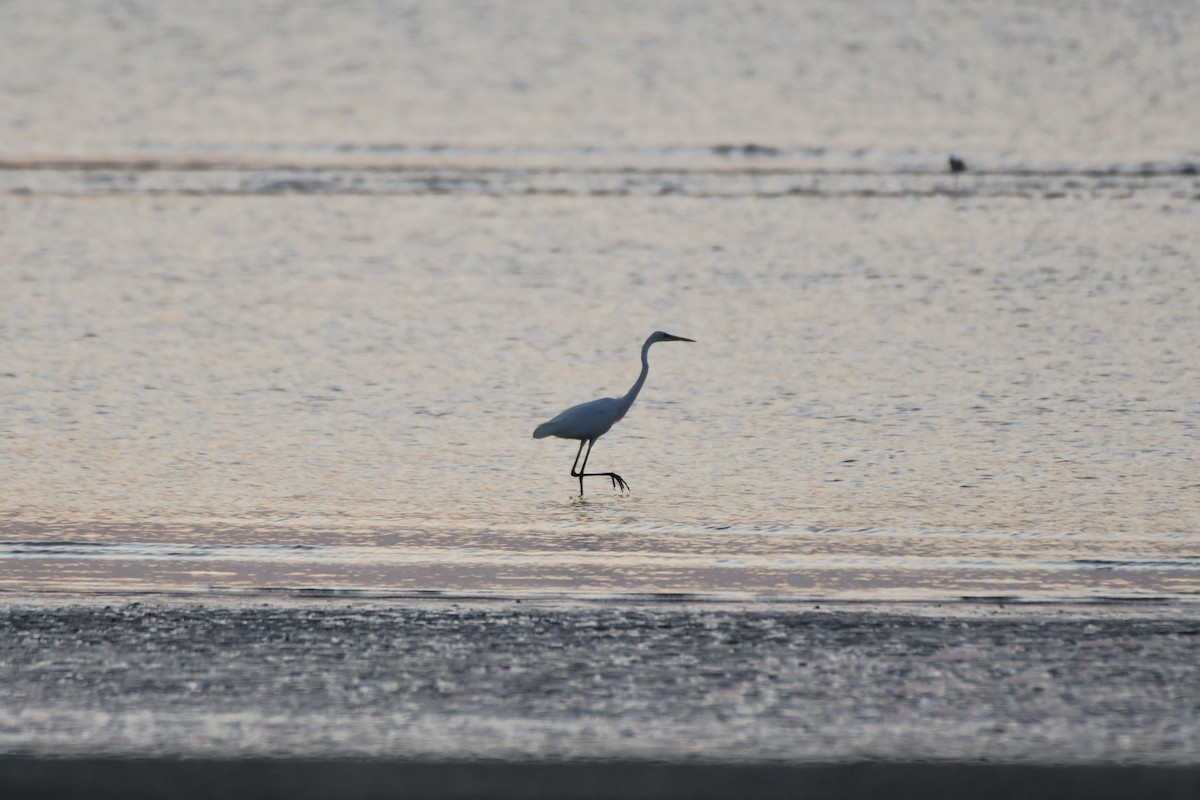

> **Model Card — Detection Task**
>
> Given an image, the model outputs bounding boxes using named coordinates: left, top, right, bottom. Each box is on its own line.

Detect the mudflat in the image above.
left=2, top=599, right=1198, bottom=765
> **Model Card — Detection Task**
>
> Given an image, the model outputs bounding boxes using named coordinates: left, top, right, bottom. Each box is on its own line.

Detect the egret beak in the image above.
left=663, top=334, right=696, bottom=342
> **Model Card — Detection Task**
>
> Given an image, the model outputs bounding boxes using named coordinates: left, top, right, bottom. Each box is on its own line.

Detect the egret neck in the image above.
left=614, top=335, right=656, bottom=423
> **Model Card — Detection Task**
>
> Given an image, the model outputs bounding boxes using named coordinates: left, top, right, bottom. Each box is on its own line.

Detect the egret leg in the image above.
left=569, top=439, right=588, bottom=496
left=570, top=438, right=629, bottom=496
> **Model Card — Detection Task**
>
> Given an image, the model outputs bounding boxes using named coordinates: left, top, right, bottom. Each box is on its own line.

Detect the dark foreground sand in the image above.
left=2, top=598, right=1199, bottom=797
left=1, top=757, right=1199, bottom=800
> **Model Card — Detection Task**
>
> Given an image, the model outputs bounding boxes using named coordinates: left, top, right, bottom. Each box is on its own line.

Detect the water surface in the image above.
left=1, top=0, right=1198, bottom=605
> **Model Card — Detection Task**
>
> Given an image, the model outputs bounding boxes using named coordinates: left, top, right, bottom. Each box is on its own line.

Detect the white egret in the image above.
left=533, top=331, right=695, bottom=496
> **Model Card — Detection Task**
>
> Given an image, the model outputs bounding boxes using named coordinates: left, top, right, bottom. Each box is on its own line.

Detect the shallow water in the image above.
left=2, top=0, right=1199, bottom=604
left=4, top=1, right=1199, bottom=163
left=3, top=185, right=1196, bottom=602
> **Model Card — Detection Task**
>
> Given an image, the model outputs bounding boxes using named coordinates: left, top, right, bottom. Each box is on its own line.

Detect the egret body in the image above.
left=533, top=330, right=694, bottom=496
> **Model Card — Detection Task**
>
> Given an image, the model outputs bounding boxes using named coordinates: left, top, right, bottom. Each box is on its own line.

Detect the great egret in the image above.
left=533, top=330, right=695, bottom=496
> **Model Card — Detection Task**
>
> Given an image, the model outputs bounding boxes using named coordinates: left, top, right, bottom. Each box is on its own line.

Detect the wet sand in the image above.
left=3, top=598, right=1200, bottom=797
left=3, top=599, right=1199, bottom=767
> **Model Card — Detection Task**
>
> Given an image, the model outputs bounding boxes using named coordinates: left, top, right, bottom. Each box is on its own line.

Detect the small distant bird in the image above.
left=533, top=331, right=695, bottom=496
left=948, top=155, right=967, bottom=173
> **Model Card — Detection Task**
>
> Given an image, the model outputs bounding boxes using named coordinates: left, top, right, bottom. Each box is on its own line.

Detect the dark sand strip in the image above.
left=2, top=758, right=1199, bottom=800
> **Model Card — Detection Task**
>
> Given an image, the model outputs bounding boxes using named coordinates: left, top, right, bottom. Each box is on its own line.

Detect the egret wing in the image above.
left=532, top=397, right=621, bottom=440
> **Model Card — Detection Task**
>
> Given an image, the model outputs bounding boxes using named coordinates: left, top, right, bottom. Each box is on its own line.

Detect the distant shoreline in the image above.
left=4, top=589, right=1200, bottom=617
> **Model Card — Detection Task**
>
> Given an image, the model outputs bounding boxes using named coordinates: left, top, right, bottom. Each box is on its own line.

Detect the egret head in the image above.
left=650, top=331, right=696, bottom=344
